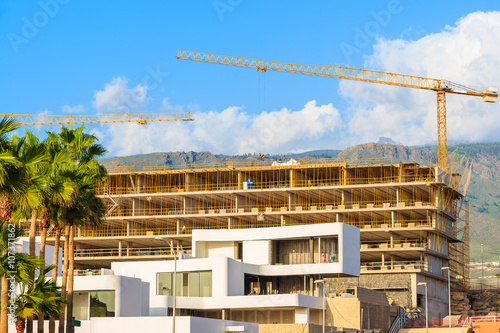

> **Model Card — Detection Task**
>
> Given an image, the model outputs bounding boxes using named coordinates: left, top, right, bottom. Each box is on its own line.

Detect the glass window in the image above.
left=90, top=291, right=115, bottom=318
left=175, top=273, right=183, bottom=297
left=200, top=271, right=212, bottom=297
left=189, top=272, right=200, bottom=297
left=182, top=273, right=189, bottom=296
left=157, top=271, right=212, bottom=297
left=157, top=272, right=172, bottom=296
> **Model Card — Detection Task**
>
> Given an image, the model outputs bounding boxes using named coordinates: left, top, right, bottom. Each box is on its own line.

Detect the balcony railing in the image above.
left=102, top=200, right=435, bottom=218
left=97, top=173, right=435, bottom=196
left=73, top=247, right=191, bottom=258
left=360, top=260, right=429, bottom=272
left=361, top=240, right=427, bottom=250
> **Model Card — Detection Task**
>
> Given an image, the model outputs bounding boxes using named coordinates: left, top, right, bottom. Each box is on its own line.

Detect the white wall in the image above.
left=74, top=316, right=258, bottom=333
left=242, top=240, right=269, bottom=265
left=57, top=275, right=146, bottom=318
left=205, top=241, right=234, bottom=259
left=340, top=223, right=360, bottom=277
left=295, top=307, right=310, bottom=324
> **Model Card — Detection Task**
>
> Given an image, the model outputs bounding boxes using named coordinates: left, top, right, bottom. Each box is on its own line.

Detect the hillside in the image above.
left=101, top=149, right=341, bottom=170
left=100, top=142, right=500, bottom=262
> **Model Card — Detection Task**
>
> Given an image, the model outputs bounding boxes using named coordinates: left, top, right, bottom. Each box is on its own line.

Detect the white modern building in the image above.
left=59, top=222, right=360, bottom=332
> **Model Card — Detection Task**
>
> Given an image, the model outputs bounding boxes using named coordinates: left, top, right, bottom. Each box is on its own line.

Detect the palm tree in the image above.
left=10, top=131, right=49, bottom=333
left=0, top=117, right=25, bottom=333
left=35, top=138, right=76, bottom=333
left=11, top=130, right=74, bottom=333
left=50, top=126, right=107, bottom=333
left=0, top=216, right=43, bottom=332
left=12, top=264, right=67, bottom=333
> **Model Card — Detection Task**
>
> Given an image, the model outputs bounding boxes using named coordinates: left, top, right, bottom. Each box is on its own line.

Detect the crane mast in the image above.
left=176, top=50, right=498, bottom=170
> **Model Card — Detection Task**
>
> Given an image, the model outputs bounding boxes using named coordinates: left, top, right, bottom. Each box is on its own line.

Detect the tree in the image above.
left=10, top=131, right=48, bottom=333
left=11, top=130, right=74, bottom=333
left=51, top=126, right=107, bottom=333
left=0, top=117, right=24, bottom=333
left=12, top=264, right=66, bottom=333
left=36, top=136, right=76, bottom=333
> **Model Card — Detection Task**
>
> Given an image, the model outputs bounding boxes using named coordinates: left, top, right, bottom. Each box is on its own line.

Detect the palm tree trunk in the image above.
left=58, top=226, right=69, bottom=333
left=27, top=209, right=38, bottom=333
left=40, top=226, right=47, bottom=265
left=0, top=275, right=9, bottom=333
left=65, top=224, right=75, bottom=333
left=29, top=209, right=38, bottom=256
left=0, top=192, right=12, bottom=333
left=36, top=225, right=47, bottom=332
left=48, top=226, right=61, bottom=333
left=16, top=316, right=26, bottom=333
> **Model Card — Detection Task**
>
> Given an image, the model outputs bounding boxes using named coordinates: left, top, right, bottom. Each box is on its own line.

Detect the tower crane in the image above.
left=1, top=112, right=194, bottom=126
left=176, top=50, right=498, bottom=170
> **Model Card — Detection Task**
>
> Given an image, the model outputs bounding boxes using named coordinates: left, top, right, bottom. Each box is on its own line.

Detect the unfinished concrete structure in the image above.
left=45, top=157, right=467, bottom=320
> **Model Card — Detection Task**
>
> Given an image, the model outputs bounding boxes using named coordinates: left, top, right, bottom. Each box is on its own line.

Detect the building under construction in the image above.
left=50, top=157, right=469, bottom=318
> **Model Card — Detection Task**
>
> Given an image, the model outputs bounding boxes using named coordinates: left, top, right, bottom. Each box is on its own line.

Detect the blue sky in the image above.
left=1, top=1, right=499, bottom=157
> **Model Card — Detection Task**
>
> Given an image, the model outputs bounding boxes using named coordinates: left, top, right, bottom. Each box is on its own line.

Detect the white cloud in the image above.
left=99, top=100, right=343, bottom=156
left=61, top=104, right=85, bottom=114
left=93, top=77, right=148, bottom=113
left=340, top=11, right=500, bottom=146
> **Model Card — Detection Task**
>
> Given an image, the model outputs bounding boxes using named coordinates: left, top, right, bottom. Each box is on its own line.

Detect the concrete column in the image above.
left=228, top=217, right=231, bottom=229
left=183, top=198, right=186, bottom=214
left=176, top=220, right=180, bottom=235
left=185, top=174, right=190, bottom=192
left=396, top=188, right=399, bottom=205
left=309, top=238, right=314, bottom=264
left=336, top=213, right=339, bottom=223
left=126, top=242, right=130, bottom=256
left=390, top=234, right=394, bottom=248
left=391, top=211, right=395, bottom=228
left=288, top=193, right=291, bottom=211
left=126, top=222, right=130, bottom=236
left=118, top=240, right=122, bottom=257
left=281, top=215, right=284, bottom=227
left=381, top=253, right=385, bottom=266
left=77, top=227, right=81, bottom=237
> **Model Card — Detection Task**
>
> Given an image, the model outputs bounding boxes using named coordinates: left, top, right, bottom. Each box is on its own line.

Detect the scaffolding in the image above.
left=449, top=201, right=470, bottom=291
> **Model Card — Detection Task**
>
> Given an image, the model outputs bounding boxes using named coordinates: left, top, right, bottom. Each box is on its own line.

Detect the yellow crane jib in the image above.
left=1, top=112, right=195, bottom=126
left=177, top=50, right=498, bottom=169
